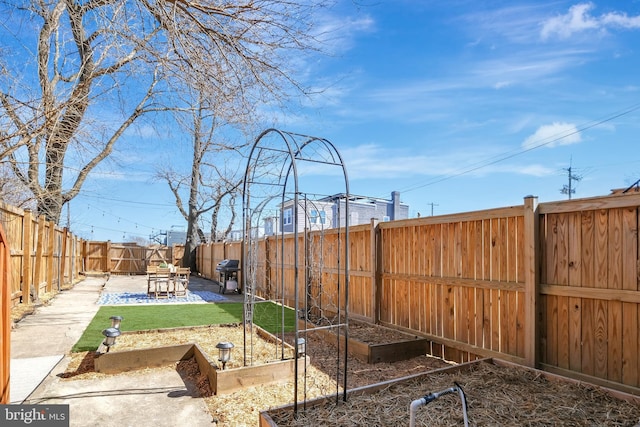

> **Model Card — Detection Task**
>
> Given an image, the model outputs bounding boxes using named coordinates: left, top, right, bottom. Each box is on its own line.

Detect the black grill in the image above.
left=216, top=259, right=239, bottom=273
left=216, top=259, right=240, bottom=294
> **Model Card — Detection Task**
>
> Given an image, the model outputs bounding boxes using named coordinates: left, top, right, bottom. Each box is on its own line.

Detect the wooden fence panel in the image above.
left=1, top=222, right=11, bottom=403
left=80, top=242, right=180, bottom=275
left=196, top=241, right=243, bottom=284
left=46, top=226, right=56, bottom=292
left=190, top=193, right=640, bottom=395
left=254, top=239, right=269, bottom=298
left=109, top=244, right=146, bottom=274
left=197, top=243, right=214, bottom=279
left=539, top=195, right=640, bottom=392
left=0, top=203, right=23, bottom=302
left=145, top=245, right=172, bottom=267
left=377, top=206, right=527, bottom=364
left=0, top=202, right=84, bottom=311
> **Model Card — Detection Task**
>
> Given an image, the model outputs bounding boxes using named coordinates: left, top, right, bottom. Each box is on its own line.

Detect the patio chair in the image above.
left=146, top=265, right=157, bottom=296
left=173, top=267, right=190, bottom=297
left=154, top=267, right=172, bottom=298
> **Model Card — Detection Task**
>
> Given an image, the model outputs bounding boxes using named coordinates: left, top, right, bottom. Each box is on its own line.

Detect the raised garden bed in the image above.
left=93, top=325, right=304, bottom=395
left=62, top=323, right=454, bottom=425
left=300, top=318, right=429, bottom=364
left=261, top=358, right=640, bottom=426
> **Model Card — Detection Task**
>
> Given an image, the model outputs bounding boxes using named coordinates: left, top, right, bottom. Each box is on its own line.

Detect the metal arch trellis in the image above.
left=241, top=128, right=350, bottom=413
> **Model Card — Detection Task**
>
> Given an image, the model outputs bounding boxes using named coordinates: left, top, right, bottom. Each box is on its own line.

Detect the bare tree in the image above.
left=0, top=163, right=36, bottom=209
left=211, top=192, right=238, bottom=242
left=0, top=0, right=325, bottom=224
left=158, top=84, right=249, bottom=270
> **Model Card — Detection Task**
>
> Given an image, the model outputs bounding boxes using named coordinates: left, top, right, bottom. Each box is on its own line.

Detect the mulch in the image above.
left=60, top=323, right=640, bottom=426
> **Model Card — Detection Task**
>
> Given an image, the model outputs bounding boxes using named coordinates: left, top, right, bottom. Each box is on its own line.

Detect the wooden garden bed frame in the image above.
left=94, top=331, right=306, bottom=395
left=258, top=358, right=640, bottom=426
left=299, top=319, right=429, bottom=364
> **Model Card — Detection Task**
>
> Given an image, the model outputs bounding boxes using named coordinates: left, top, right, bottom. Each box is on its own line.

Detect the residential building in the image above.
left=273, top=191, right=409, bottom=234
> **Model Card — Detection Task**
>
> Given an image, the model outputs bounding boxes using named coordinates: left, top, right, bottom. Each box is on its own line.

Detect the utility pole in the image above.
left=560, top=161, right=582, bottom=200
left=427, top=202, right=439, bottom=216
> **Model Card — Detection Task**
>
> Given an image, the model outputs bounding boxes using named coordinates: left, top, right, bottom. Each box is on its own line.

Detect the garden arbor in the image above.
left=242, top=129, right=350, bottom=411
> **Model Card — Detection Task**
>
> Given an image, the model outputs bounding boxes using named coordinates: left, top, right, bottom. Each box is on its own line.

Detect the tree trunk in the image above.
left=181, top=213, right=199, bottom=272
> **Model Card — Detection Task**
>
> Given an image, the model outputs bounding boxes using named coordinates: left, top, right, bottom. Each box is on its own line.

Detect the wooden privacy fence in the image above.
left=0, top=201, right=186, bottom=307
left=1, top=222, right=11, bottom=403
left=83, top=242, right=184, bottom=274
left=196, top=193, right=640, bottom=395
left=197, top=241, right=242, bottom=281
left=0, top=202, right=83, bottom=307
left=538, top=195, right=640, bottom=394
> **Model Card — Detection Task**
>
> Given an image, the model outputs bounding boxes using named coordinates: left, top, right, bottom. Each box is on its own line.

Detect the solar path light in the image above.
left=110, top=315, right=123, bottom=330
left=296, top=338, right=306, bottom=358
left=101, top=328, right=121, bottom=352
left=216, top=342, right=234, bottom=370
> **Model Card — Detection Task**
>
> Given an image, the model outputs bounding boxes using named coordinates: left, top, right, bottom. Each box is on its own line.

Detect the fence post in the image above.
left=373, top=219, right=382, bottom=325
left=105, top=240, right=111, bottom=273
left=60, top=228, right=68, bottom=288
left=22, top=209, right=33, bottom=304
left=33, top=214, right=46, bottom=300
left=523, top=195, right=540, bottom=368
left=82, top=240, right=89, bottom=273
left=1, top=223, right=12, bottom=403
left=46, top=222, right=56, bottom=292
left=369, top=219, right=379, bottom=324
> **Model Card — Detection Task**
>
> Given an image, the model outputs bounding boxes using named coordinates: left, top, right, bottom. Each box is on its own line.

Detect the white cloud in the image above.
left=602, top=10, right=640, bottom=29
left=461, top=3, right=555, bottom=44
left=512, top=164, right=556, bottom=177
left=313, top=12, right=375, bottom=53
left=493, top=81, right=512, bottom=89
left=522, top=122, right=582, bottom=149
left=541, top=3, right=640, bottom=40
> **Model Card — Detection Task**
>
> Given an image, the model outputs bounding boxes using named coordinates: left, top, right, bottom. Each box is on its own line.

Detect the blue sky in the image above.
left=68, top=1, right=640, bottom=242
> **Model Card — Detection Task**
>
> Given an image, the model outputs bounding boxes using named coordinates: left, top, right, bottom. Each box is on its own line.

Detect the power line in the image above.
left=78, top=193, right=176, bottom=207
left=387, top=102, right=640, bottom=196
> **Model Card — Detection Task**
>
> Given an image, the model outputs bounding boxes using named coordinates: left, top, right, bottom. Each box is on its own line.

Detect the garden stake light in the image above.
left=110, top=315, right=123, bottom=330
left=296, top=338, right=306, bottom=358
left=101, top=327, right=121, bottom=352
left=216, top=342, right=234, bottom=369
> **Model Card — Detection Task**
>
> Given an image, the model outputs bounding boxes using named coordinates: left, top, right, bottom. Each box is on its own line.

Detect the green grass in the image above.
left=73, top=302, right=296, bottom=352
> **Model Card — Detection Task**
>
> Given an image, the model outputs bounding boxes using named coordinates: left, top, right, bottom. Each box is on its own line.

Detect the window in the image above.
left=283, top=208, right=293, bottom=225
left=310, top=209, right=327, bottom=225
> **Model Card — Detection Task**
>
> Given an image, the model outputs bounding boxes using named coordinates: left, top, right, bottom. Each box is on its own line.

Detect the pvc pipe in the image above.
left=409, top=396, right=428, bottom=427
left=409, top=385, right=469, bottom=427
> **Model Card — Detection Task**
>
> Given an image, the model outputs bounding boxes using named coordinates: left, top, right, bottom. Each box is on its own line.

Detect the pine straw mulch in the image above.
left=59, top=324, right=640, bottom=426
left=62, top=324, right=295, bottom=378
left=268, top=361, right=640, bottom=427
left=317, top=318, right=424, bottom=345
left=60, top=323, right=452, bottom=426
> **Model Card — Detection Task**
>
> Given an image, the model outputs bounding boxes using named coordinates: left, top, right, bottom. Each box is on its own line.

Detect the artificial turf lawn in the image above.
left=73, top=302, right=296, bottom=352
